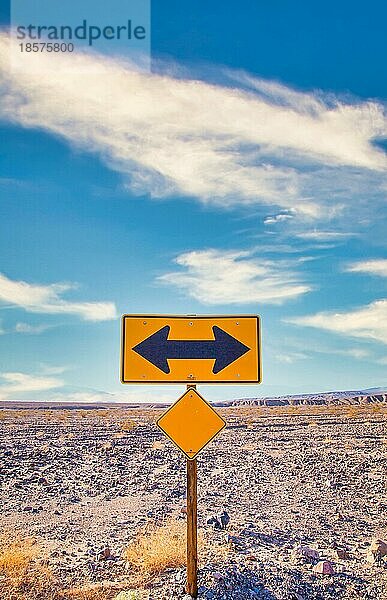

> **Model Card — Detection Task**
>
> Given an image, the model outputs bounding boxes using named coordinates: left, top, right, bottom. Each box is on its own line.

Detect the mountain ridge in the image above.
left=0, top=387, right=386, bottom=410
left=217, top=388, right=387, bottom=407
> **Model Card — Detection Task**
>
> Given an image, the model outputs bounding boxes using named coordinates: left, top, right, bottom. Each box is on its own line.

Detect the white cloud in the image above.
left=346, top=259, right=387, bottom=278
left=296, top=231, right=355, bottom=242
left=0, top=272, right=117, bottom=321
left=315, top=347, right=371, bottom=360
left=49, top=391, right=113, bottom=404
left=15, top=322, right=52, bottom=334
left=0, top=32, right=386, bottom=220
left=50, top=388, right=176, bottom=404
left=275, top=336, right=372, bottom=361
left=113, top=388, right=178, bottom=404
left=287, top=299, right=387, bottom=345
left=275, top=351, right=309, bottom=364
left=334, top=348, right=371, bottom=359
left=264, top=213, right=294, bottom=224
left=38, top=364, right=70, bottom=376
left=0, top=371, right=64, bottom=394
left=158, top=249, right=312, bottom=305
left=377, top=356, right=387, bottom=365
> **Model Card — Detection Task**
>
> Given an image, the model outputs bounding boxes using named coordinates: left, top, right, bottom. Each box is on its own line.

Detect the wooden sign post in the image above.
left=186, top=456, right=198, bottom=597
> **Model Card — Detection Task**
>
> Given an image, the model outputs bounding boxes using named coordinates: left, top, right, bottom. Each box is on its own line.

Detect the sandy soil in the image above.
left=0, top=405, right=386, bottom=599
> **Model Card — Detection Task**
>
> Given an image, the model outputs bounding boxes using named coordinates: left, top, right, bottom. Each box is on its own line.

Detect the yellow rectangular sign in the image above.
left=121, top=314, right=261, bottom=384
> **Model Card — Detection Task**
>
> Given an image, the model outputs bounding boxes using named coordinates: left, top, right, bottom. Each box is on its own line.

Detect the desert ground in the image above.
left=0, top=403, right=386, bottom=599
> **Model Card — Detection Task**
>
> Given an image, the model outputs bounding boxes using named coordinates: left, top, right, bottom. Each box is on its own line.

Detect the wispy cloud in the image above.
left=287, top=299, right=387, bottom=345
left=296, top=231, right=355, bottom=242
left=158, top=249, right=312, bottom=305
left=0, top=371, right=64, bottom=394
left=274, top=351, right=309, bottom=364
left=51, top=388, right=176, bottom=404
left=38, top=364, right=70, bottom=376
left=331, top=348, right=371, bottom=359
left=0, top=32, right=386, bottom=220
left=0, top=272, right=117, bottom=321
left=264, top=213, right=294, bottom=224
left=49, top=390, right=112, bottom=404
left=345, top=259, right=387, bottom=278
left=272, top=336, right=373, bottom=361
left=15, top=322, right=52, bottom=334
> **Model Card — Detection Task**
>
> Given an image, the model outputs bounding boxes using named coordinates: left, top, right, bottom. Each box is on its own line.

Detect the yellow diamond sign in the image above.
left=156, top=388, right=226, bottom=460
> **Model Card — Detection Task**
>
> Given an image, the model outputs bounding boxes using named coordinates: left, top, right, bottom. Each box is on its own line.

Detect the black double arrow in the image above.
left=132, top=325, right=250, bottom=374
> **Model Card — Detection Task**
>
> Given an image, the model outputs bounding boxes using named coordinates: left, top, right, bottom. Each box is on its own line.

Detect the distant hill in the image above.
left=216, top=388, right=387, bottom=407
left=1, top=387, right=386, bottom=410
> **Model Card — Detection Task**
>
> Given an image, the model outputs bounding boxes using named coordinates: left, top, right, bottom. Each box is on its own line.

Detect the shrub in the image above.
left=0, top=534, right=57, bottom=599
left=0, top=534, right=124, bottom=600
left=120, top=419, right=137, bottom=432
left=124, top=519, right=187, bottom=579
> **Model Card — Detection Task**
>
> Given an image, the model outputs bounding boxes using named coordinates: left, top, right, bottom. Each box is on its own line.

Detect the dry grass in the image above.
left=120, top=419, right=137, bottom=432
left=124, top=519, right=188, bottom=580
left=0, top=534, right=124, bottom=600
left=113, top=592, right=149, bottom=600
left=0, top=519, right=203, bottom=597
left=61, top=583, right=120, bottom=600
left=0, top=534, right=57, bottom=600
left=123, top=518, right=222, bottom=585
left=0, top=535, right=39, bottom=576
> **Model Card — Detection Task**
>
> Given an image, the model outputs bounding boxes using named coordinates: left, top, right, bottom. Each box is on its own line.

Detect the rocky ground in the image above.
left=0, top=404, right=386, bottom=599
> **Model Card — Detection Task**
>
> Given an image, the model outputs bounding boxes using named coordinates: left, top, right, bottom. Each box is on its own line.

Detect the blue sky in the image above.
left=0, top=1, right=386, bottom=403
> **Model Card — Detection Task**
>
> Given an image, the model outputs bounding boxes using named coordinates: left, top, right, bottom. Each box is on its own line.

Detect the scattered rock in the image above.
left=313, top=560, right=335, bottom=574
left=291, top=545, right=320, bottom=562
left=220, top=510, right=230, bottom=530
left=1, top=407, right=386, bottom=598
left=97, top=545, right=111, bottom=560
left=335, top=548, right=350, bottom=560
left=101, top=441, right=115, bottom=452
left=370, top=538, right=387, bottom=558
left=207, top=516, right=222, bottom=530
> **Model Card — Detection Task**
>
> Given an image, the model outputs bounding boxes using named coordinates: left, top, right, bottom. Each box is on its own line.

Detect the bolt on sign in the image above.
left=157, top=387, right=226, bottom=460
left=121, top=314, right=261, bottom=384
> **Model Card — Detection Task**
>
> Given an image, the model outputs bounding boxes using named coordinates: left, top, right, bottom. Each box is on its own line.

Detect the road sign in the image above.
left=121, top=315, right=261, bottom=383
left=120, top=313, right=263, bottom=599
left=156, top=387, right=226, bottom=460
